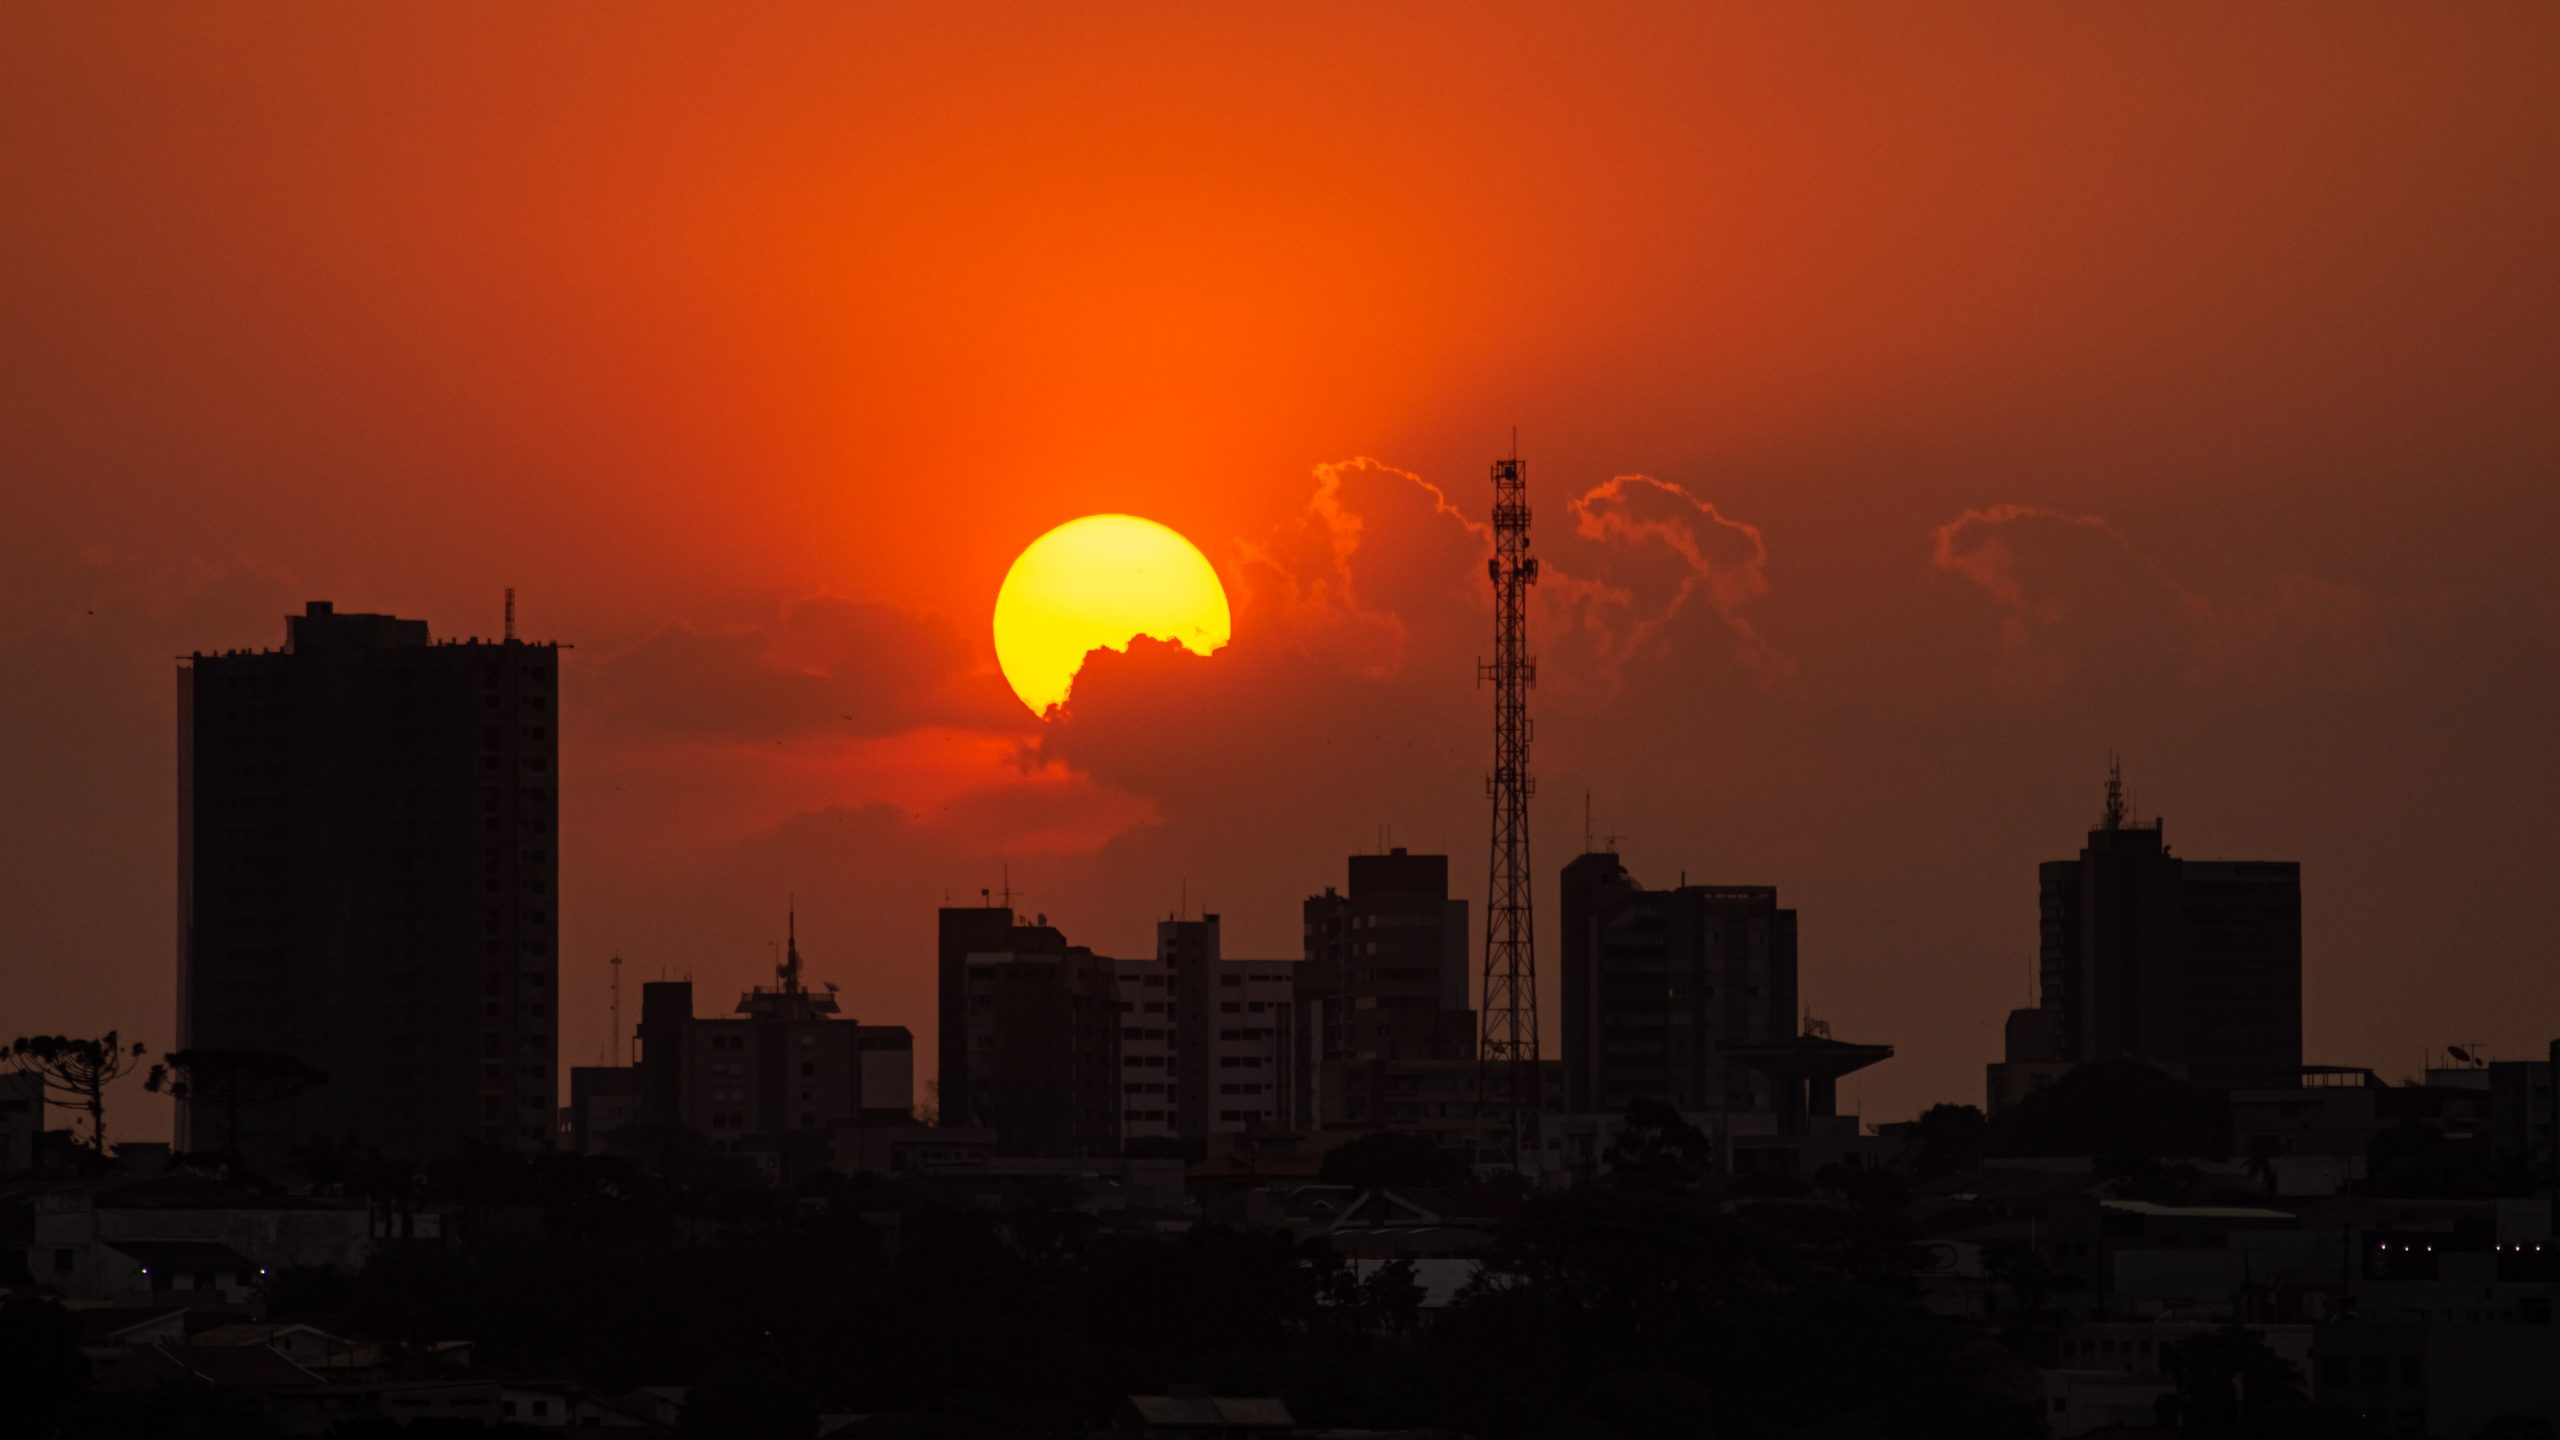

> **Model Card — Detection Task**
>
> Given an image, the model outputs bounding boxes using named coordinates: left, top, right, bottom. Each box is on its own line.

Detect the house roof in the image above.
left=153, top=1343, right=328, bottom=1388
left=1910, top=1167, right=2105, bottom=1203
left=1188, top=1151, right=1328, bottom=1182
left=92, top=1176, right=336, bottom=1210
left=1122, top=1395, right=1296, bottom=1428
left=1329, top=1225, right=1496, bottom=1257
left=190, top=1321, right=344, bottom=1348
left=2100, top=1199, right=2296, bottom=1222
left=106, top=1240, right=258, bottom=1273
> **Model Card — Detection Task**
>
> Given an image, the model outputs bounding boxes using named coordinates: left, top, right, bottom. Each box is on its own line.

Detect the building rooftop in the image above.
left=150, top=1343, right=328, bottom=1389
left=1121, top=1395, right=1296, bottom=1429
left=106, top=1240, right=261, bottom=1274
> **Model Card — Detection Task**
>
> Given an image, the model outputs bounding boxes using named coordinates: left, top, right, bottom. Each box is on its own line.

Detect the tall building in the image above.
left=1991, top=769, right=2301, bottom=1105
left=1295, top=849, right=1475, bottom=1127
left=1558, top=852, right=1798, bottom=1117
left=949, top=912, right=1123, bottom=1158
left=178, top=601, right=558, bottom=1165
left=623, top=916, right=914, bottom=1175
left=1114, top=915, right=1297, bottom=1144
left=936, top=905, right=1069, bottom=1126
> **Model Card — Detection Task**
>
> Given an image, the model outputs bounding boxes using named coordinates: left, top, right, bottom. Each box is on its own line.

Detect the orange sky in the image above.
left=6, top=6, right=2558, bottom=1134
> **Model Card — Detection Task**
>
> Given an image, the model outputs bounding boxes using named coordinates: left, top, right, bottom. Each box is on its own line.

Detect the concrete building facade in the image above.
left=957, top=926, right=1124, bottom=1158
left=1115, top=915, right=1297, bottom=1144
left=936, top=905, right=1071, bottom=1127
left=1993, top=774, right=2301, bottom=1104
left=1558, top=852, right=1798, bottom=1118
left=621, top=921, right=914, bottom=1174
left=1295, top=850, right=1474, bottom=1128
left=178, top=601, right=559, bottom=1165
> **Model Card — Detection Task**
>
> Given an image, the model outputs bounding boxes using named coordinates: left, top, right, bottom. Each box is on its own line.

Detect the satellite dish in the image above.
left=824, top=981, right=840, bottom=994
left=2448, top=1046, right=2473, bottom=1063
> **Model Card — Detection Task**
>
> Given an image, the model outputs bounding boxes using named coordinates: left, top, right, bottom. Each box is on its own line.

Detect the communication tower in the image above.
left=1478, top=444, right=1540, bottom=1160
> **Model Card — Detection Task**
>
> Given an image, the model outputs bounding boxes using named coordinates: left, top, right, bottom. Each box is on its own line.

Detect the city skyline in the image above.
left=6, top=7, right=2557, bottom=1138
left=5, top=9, right=2557, bottom=1437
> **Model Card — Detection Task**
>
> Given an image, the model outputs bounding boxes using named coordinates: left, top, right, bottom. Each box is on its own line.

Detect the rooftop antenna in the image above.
left=2104, top=754, right=2126, bottom=831
left=1478, top=438, right=1541, bottom=1171
left=605, top=954, right=625, bottom=1067
left=504, top=587, right=516, bottom=643
left=1583, top=790, right=1592, bottom=855
left=780, top=897, right=802, bottom=995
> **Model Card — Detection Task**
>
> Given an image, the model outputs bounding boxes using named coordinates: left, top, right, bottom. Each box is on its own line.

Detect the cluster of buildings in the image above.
left=547, top=842, right=1886, bottom=1190
left=901, top=843, right=1890, bottom=1184
left=2, top=596, right=2549, bottom=1437
left=158, top=601, right=2348, bottom=1192
left=1908, top=1076, right=2560, bottom=1437
left=1988, top=766, right=2304, bottom=1108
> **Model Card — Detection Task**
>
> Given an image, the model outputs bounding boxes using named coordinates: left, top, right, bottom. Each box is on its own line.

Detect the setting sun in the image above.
left=993, top=514, right=1231, bottom=717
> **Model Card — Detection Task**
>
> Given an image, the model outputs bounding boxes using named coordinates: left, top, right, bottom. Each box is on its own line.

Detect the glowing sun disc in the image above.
left=993, top=514, right=1231, bottom=717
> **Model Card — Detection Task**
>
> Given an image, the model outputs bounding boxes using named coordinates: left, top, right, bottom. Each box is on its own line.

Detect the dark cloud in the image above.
left=1548, top=473, right=1788, bottom=690
left=1930, top=503, right=2396, bottom=701
left=591, top=595, right=1020, bottom=740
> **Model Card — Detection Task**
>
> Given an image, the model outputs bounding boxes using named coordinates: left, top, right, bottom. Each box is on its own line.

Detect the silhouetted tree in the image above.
left=1984, top=1244, right=2057, bottom=1362
left=6, top=1032, right=149, bottom=1157
left=1452, top=1184, right=2042, bottom=1439
left=1363, top=1258, right=1427, bottom=1336
left=1320, top=1130, right=1468, bottom=1190
left=144, top=1047, right=327, bottom=1181
left=1602, top=1099, right=1714, bottom=1190
left=1987, top=1058, right=2217, bottom=1161
left=2158, top=1324, right=2306, bottom=1437
left=1909, top=1103, right=1988, bottom=1177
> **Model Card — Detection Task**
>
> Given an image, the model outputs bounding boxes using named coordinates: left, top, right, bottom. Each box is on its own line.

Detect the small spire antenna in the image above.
left=781, top=897, right=802, bottom=994
left=505, top=587, right=517, bottom=643
left=605, top=954, right=625, bottom=1067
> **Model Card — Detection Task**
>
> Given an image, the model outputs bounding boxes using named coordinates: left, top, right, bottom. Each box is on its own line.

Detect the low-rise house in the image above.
left=20, top=1175, right=429, bottom=1305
